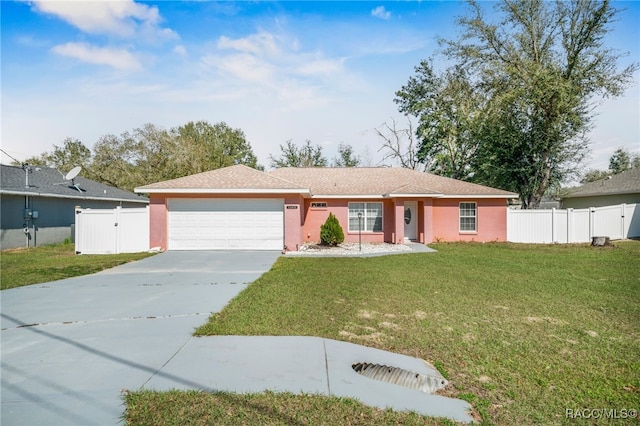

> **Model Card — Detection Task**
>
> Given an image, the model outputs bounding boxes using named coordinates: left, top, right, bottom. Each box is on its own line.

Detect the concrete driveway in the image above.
left=1, top=251, right=281, bottom=426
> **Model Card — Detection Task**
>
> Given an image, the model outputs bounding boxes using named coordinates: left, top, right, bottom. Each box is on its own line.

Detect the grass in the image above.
left=1, top=241, right=155, bottom=290
left=123, top=390, right=454, bottom=426
left=122, top=241, right=637, bottom=424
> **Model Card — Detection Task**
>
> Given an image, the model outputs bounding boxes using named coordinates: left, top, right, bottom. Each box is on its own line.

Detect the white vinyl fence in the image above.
left=507, top=203, right=639, bottom=244
left=75, top=206, right=149, bottom=254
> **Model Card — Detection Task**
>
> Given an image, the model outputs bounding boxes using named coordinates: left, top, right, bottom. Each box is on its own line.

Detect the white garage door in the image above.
left=167, top=198, right=284, bottom=250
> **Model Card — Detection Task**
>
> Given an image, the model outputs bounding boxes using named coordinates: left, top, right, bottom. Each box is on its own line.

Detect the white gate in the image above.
left=75, top=206, right=149, bottom=254
left=507, top=203, right=638, bottom=244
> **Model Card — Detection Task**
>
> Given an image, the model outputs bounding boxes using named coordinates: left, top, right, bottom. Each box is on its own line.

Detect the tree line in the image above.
left=20, top=121, right=261, bottom=192
left=19, top=121, right=361, bottom=193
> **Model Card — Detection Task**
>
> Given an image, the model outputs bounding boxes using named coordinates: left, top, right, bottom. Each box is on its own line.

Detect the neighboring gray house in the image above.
left=1, top=164, right=148, bottom=249
left=562, top=167, right=640, bottom=209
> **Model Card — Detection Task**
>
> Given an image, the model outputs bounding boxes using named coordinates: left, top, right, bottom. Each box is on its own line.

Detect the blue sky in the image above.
left=1, top=1, right=638, bottom=174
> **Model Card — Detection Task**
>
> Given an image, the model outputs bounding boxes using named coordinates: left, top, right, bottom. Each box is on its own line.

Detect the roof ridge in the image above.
left=261, top=167, right=308, bottom=188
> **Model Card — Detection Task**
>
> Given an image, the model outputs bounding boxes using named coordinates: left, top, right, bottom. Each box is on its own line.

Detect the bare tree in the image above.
left=375, top=118, right=428, bottom=171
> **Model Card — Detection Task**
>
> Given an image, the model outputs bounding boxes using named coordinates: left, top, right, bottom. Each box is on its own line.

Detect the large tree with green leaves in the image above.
left=42, top=138, right=92, bottom=174
left=91, top=121, right=261, bottom=192
left=12, top=138, right=92, bottom=173
left=608, top=147, right=637, bottom=174
left=399, top=0, right=636, bottom=208
left=332, top=143, right=361, bottom=167
left=395, top=62, right=485, bottom=180
left=172, top=121, right=261, bottom=173
left=269, top=140, right=328, bottom=168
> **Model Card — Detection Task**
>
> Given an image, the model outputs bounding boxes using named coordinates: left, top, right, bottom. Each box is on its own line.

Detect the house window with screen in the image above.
left=459, top=202, right=477, bottom=232
left=348, top=202, right=383, bottom=232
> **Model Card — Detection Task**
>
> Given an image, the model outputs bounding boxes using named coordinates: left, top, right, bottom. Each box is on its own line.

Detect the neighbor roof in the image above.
left=135, top=164, right=309, bottom=195
left=0, top=164, right=148, bottom=203
left=269, top=167, right=516, bottom=198
left=136, top=165, right=517, bottom=198
left=563, top=167, right=640, bottom=199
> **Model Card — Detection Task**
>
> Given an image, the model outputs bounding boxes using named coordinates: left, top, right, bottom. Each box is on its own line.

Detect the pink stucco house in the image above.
left=135, top=165, right=517, bottom=251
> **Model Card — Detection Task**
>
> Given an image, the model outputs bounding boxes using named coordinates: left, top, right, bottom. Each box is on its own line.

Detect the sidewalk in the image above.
left=142, top=335, right=473, bottom=424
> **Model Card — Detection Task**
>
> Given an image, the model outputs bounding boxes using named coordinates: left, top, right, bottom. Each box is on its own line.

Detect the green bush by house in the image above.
left=320, top=213, right=344, bottom=246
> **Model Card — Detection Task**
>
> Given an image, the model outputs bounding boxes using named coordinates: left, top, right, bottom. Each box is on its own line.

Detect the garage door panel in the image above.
left=167, top=198, right=283, bottom=250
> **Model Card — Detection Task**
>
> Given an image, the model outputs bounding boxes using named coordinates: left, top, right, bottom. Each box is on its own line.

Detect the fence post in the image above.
left=115, top=206, right=121, bottom=254
left=75, top=206, right=81, bottom=254
left=621, top=203, right=626, bottom=239
left=550, top=208, right=554, bottom=243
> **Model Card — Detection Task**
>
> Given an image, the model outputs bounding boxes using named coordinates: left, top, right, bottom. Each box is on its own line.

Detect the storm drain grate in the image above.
left=352, top=362, right=448, bottom=394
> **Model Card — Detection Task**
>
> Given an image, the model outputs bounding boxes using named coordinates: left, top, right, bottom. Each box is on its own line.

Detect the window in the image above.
left=349, top=202, right=383, bottom=232
left=459, top=202, right=477, bottom=232
left=310, top=202, right=327, bottom=209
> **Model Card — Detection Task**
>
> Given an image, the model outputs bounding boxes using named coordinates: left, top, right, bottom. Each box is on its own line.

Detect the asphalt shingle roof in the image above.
left=135, top=165, right=307, bottom=192
left=269, top=167, right=516, bottom=197
left=1, top=164, right=148, bottom=203
left=136, top=164, right=516, bottom=198
left=564, top=167, right=640, bottom=198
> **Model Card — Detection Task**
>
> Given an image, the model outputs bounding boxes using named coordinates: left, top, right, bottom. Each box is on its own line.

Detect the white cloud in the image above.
left=202, top=52, right=276, bottom=85
left=371, top=6, right=391, bottom=20
left=211, top=30, right=345, bottom=79
left=217, top=32, right=285, bottom=57
left=14, top=34, right=50, bottom=48
left=173, top=45, right=188, bottom=57
left=52, top=42, right=142, bottom=71
left=295, top=57, right=345, bottom=77
left=28, top=0, right=177, bottom=41
left=202, top=30, right=353, bottom=102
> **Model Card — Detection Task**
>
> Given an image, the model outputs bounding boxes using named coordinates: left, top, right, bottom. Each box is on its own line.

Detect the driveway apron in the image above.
left=1, top=251, right=280, bottom=426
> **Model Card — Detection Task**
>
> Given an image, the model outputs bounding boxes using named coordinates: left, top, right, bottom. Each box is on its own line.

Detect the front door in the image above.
left=404, top=201, right=417, bottom=241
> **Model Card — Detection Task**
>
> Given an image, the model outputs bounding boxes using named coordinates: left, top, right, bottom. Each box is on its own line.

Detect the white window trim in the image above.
left=348, top=202, right=383, bottom=233
left=459, top=202, right=478, bottom=233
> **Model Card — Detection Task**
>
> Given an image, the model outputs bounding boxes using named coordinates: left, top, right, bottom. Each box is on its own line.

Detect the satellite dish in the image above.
left=65, top=166, right=82, bottom=181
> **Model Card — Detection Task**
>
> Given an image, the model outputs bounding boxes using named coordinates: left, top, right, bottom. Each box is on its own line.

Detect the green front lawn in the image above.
left=1, top=241, right=155, bottom=290
left=124, top=241, right=638, bottom=424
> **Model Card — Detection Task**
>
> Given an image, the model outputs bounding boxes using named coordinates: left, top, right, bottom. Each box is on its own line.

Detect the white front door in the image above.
left=404, top=201, right=417, bottom=241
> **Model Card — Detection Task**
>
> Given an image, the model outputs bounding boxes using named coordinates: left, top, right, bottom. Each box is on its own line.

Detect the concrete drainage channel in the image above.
left=352, top=362, right=448, bottom=394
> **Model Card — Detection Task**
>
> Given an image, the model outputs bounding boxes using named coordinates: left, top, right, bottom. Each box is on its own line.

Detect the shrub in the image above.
left=320, top=213, right=344, bottom=246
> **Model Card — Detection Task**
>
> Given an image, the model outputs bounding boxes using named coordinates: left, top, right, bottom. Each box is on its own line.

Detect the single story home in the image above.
left=1, top=164, right=148, bottom=249
left=135, top=165, right=517, bottom=251
left=562, top=167, right=640, bottom=209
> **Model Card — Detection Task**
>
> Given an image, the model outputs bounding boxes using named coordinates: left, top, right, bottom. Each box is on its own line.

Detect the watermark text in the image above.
left=566, top=408, right=637, bottom=420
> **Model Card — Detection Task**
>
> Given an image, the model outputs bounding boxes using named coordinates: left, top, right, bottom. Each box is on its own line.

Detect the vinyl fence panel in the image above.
left=625, top=203, right=640, bottom=238
left=552, top=209, right=568, bottom=243
left=593, top=204, right=624, bottom=240
left=117, top=207, right=150, bottom=253
left=507, top=210, right=554, bottom=243
left=75, top=206, right=149, bottom=254
left=571, top=209, right=591, bottom=243
left=75, top=209, right=117, bottom=254
left=508, top=203, right=637, bottom=244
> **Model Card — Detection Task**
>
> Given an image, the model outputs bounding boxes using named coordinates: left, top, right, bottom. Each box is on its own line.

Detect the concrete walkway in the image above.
left=1, top=248, right=471, bottom=425
left=144, top=335, right=472, bottom=423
